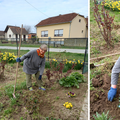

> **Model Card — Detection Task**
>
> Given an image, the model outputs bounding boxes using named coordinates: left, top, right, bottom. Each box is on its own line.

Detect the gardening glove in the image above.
left=108, top=87, right=117, bottom=102
left=16, top=57, right=21, bottom=62
left=38, top=75, right=42, bottom=80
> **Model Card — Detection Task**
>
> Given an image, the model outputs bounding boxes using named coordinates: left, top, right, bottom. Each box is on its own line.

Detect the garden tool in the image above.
left=12, top=24, right=23, bottom=98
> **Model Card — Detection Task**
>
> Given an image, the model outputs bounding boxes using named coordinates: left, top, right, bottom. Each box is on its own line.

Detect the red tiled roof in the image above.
left=5, top=25, right=28, bottom=35
left=36, top=13, right=84, bottom=27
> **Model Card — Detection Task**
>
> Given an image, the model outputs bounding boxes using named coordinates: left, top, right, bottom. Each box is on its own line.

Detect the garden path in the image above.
left=0, top=46, right=85, bottom=53
left=79, top=90, right=88, bottom=120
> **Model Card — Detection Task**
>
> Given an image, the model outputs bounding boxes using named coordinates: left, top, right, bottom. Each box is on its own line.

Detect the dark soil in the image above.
left=90, top=41, right=120, bottom=58
left=90, top=73, right=120, bottom=120
left=0, top=64, right=88, bottom=120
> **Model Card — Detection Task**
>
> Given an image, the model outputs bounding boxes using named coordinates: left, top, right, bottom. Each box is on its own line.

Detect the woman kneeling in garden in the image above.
left=16, top=44, right=47, bottom=91
left=108, top=57, right=120, bottom=101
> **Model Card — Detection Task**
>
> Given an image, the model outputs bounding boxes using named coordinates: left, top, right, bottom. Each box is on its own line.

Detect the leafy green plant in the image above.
left=0, top=103, right=3, bottom=112
left=93, top=111, right=113, bottom=120
left=59, top=72, right=84, bottom=88
left=71, top=72, right=84, bottom=82
left=0, top=91, right=2, bottom=97
left=4, top=81, right=26, bottom=98
left=56, top=96, right=60, bottom=100
left=90, top=68, right=102, bottom=80
left=20, top=117, right=25, bottom=120
left=90, top=80, right=94, bottom=90
left=10, top=97, right=18, bottom=106
left=91, top=47, right=101, bottom=54
left=4, top=108, right=12, bottom=116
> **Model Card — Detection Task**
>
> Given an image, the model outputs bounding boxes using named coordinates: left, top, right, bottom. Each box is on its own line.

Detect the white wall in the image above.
left=5, top=28, right=15, bottom=38
left=5, top=28, right=28, bottom=41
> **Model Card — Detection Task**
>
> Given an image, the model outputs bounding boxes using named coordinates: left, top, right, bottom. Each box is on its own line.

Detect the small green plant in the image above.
left=5, top=81, right=26, bottom=98
left=93, top=111, right=113, bottom=120
left=90, top=80, right=94, bottom=90
left=90, top=68, right=102, bottom=80
left=10, top=98, right=18, bottom=106
left=20, top=117, right=25, bottom=120
left=56, top=96, right=60, bottom=100
left=0, top=103, right=3, bottom=112
left=59, top=72, right=84, bottom=88
left=0, top=91, right=2, bottom=97
left=4, top=108, right=12, bottom=116
left=91, top=47, right=101, bottom=54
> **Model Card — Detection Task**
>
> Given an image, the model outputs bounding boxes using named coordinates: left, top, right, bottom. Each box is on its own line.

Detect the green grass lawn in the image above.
left=0, top=49, right=85, bottom=61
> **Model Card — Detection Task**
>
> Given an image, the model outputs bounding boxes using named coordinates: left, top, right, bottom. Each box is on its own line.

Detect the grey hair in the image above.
left=40, top=44, right=47, bottom=51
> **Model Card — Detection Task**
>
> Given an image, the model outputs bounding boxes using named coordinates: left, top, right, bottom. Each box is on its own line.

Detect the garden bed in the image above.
left=0, top=63, right=88, bottom=120
left=90, top=63, right=120, bottom=120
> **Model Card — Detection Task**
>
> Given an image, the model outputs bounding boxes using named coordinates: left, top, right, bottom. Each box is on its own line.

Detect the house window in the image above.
left=9, top=34, right=11, bottom=38
left=54, top=29, right=63, bottom=37
left=41, top=31, right=48, bottom=37
left=79, top=19, right=81, bottom=22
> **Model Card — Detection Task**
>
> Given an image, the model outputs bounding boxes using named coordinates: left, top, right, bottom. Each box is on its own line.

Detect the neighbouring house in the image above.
left=0, top=31, right=5, bottom=38
left=4, top=25, right=28, bottom=41
left=35, top=12, right=88, bottom=39
left=28, top=33, right=36, bottom=39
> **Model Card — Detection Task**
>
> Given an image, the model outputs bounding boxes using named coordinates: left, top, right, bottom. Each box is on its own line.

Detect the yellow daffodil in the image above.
left=63, top=104, right=65, bottom=107
left=65, top=102, right=68, bottom=104
left=52, top=59, right=56, bottom=61
left=66, top=104, right=70, bottom=109
left=63, top=102, right=73, bottom=109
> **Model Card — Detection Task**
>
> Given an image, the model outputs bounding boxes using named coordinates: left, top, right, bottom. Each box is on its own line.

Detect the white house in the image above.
left=4, top=25, right=28, bottom=41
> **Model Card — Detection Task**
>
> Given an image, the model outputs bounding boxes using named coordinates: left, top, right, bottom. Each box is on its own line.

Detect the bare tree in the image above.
left=23, top=25, right=31, bottom=34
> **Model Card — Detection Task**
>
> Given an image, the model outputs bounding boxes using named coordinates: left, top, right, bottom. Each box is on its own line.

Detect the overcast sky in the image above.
left=0, top=0, right=88, bottom=33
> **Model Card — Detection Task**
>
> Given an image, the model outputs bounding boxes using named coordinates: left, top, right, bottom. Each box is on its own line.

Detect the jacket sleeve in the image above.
left=111, top=57, right=120, bottom=85
left=39, top=56, right=46, bottom=75
left=20, top=50, right=33, bottom=62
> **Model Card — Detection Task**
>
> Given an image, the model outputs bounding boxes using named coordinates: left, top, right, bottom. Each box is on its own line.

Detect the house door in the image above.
left=16, top=34, right=18, bottom=39
left=24, top=35, right=26, bottom=41
left=16, top=34, right=18, bottom=42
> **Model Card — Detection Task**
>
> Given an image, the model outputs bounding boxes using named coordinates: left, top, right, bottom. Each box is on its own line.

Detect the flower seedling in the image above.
left=63, top=102, right=73, bottom=109
left=66, top=92, right=76, bottom=97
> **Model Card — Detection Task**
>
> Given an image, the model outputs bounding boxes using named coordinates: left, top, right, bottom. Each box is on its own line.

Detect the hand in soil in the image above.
left=108, top=87, right=117, bottom=101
